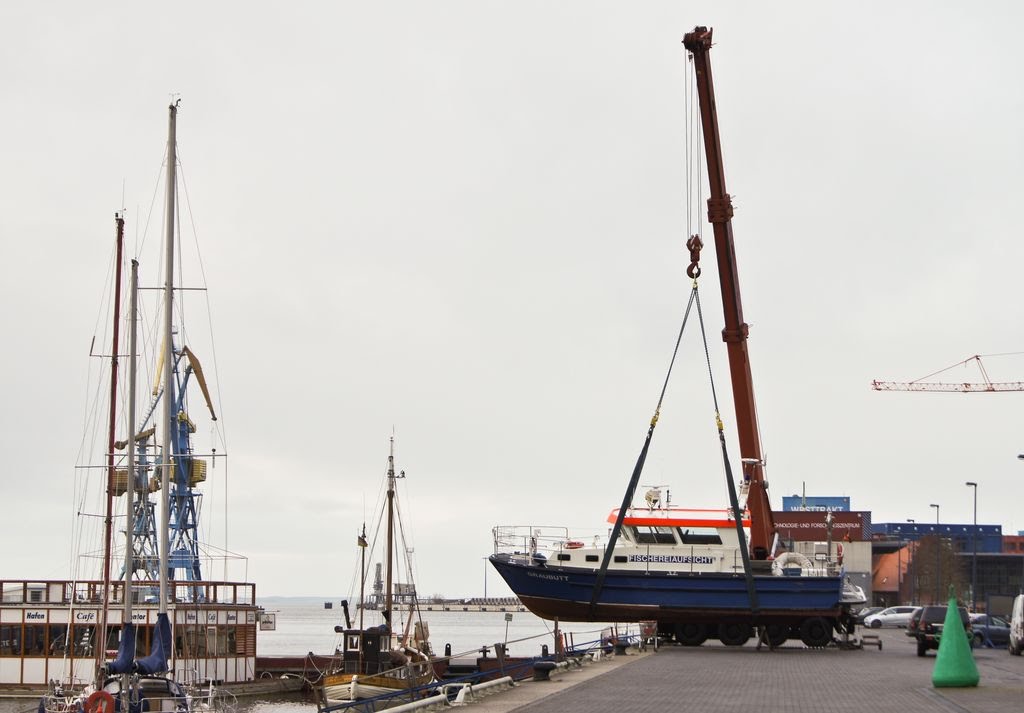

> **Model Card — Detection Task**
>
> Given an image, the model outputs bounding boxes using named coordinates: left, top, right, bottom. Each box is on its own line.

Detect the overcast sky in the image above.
left=2, top=2, right=1023, bottom=600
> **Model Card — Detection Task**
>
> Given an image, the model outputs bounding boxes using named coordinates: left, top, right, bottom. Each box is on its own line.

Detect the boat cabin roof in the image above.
left=609, top=507, right=750, bottom=529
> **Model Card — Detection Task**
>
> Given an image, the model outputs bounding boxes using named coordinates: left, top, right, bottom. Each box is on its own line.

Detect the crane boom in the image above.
left=683, top=27, right=775, bottom=560
left=872, top=354, right=1024, bottom=393
left=871, top=381, right=1024, bottom=392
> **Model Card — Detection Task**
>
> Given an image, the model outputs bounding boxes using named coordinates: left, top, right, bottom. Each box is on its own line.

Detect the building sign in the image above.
left=772, top=511, right=868, bottom=542
left=260, top=612, right=276, bottom=631
left=782, top=496, right=850, bottom=512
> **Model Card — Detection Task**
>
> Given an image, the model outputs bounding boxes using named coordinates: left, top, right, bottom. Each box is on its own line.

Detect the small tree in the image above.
left=910, top=535, right=967, bottom=605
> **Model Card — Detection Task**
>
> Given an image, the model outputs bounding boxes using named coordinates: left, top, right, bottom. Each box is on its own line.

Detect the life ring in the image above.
left=771, top=551, right=813, bottom=576
left=565, top=541, right=584, bottom=550
left=836, top=542, right=845, bottom=565
left=84, top=690, right=115, bottom=713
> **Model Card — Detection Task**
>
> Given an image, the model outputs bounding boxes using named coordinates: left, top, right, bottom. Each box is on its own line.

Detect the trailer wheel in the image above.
left=718, top=622, right=752, bottom=647
left=675, top=623, right=708, bottom=647
left=764, top=623, right=789, bottom=647
left=799, top=617, right=832, bottom=648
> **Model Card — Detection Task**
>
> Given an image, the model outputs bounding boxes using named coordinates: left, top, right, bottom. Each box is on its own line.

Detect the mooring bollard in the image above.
left=533, top=661, right=558, bottom=681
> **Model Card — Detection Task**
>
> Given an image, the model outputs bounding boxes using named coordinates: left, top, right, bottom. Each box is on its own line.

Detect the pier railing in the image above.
left=492, top=525, right=602, bottom=556
left=0, top=578, right=256, bottom=606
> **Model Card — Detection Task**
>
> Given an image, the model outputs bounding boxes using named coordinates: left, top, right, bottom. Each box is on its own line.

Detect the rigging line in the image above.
left=589, top=284, right=700, bottom=611
left=170, top=253, right=226, bottom=460
left=693, top=287, right=759, bottom=613
left=691, top=53, right=701, bottom=240
left=684, top=49, right=693, bottom=237
left=696, top=87, right=704, bottom=246
left=136, top=143, right=167, bottom=262
left=909, top=352, right=1024, bottom=383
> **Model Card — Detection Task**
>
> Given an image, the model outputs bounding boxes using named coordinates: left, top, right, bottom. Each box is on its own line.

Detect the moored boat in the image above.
left=317, top=438, right=436, bottom=708
left=8, top=103, right=259, bottom=703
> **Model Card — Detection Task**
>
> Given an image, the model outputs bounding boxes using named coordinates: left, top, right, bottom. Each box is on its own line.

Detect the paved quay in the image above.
left=469, top=629, right=1024, bottom=713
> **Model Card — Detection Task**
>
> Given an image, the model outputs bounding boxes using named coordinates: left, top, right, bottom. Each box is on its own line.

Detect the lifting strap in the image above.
left=693, top=287, right=759, bottom=614
left=588, top=279, right=760, bottom=615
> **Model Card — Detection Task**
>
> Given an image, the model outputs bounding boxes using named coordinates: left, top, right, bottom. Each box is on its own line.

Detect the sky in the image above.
left=2, top=2, right=1023, bottom=600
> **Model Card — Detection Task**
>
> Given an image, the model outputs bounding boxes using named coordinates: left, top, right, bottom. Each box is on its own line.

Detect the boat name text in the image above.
left=527, top=571, right=570, bottom=582
left=628, top=555, right=716, bottom=564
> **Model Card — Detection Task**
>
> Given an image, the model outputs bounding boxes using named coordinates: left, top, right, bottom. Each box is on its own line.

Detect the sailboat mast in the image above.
left=384, top=437, right=395, bottom=628
left=160, top=102, right=178, bottom=610
left=358, top=524, right=366, bottom=632
left=122, top=259, right=139, bottom=692
left=97, top=212, right=125, bottom=679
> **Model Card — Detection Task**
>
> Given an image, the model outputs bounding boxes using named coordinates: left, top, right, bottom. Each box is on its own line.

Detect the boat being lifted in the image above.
left=491, top=487, right=865, bottom=648
left=489, top=26, right=866, bottom=650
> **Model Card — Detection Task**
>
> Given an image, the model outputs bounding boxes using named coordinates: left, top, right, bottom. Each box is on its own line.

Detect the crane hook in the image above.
left=686, top=234, right=703, bottom=278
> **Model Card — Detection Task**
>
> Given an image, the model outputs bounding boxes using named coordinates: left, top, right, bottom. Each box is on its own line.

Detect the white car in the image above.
left=864, top=605, right=918, bottom=629
left=1010, top=594, right=1024, bottom=655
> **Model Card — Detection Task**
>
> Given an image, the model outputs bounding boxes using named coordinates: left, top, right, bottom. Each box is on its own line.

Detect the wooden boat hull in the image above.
left=321, top=670, right=435, bottom=703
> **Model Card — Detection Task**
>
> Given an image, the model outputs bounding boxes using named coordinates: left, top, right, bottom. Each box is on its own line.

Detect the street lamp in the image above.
left=966, top=482, right=978, bottom=611
left=1019, top=456, right=1024, bottom=593
left=930, top=504, right=940, bottom=604
left=482, top=557, right=489, bottom=600
left=897, top=540, right=903, bottom=605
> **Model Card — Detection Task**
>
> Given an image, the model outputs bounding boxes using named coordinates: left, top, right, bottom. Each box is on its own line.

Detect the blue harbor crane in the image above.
left=121, top=333, right=217, bottom=591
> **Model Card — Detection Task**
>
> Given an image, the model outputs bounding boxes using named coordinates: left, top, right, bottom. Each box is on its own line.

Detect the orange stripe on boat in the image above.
left=608, top=508, right=751, bottom=528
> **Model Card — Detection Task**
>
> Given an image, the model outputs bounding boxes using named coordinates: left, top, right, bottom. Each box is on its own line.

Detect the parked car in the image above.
left=853, top=606, right=884, bottom=625
left=863, top=605, right=918, bottom=629
left=906, top=604, right=971, bottom=656
left=1009, top=594, right=1024, bottom=656
left=969, top=613, right=1010, bottom=647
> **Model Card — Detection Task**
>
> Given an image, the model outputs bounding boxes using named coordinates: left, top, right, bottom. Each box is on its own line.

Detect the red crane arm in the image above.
left=683, top=26, right=775, bottom=559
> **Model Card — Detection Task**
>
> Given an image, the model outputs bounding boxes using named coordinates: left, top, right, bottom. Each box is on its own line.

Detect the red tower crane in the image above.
left=871, top=354, right=1024, bottom=393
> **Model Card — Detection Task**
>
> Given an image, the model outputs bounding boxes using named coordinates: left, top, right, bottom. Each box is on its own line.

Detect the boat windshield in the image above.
left=678, top=528, right=723, bottom=545
left=631, top=526, right=677, bottom=545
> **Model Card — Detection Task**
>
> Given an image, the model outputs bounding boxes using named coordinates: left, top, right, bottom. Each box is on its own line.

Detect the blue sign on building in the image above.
left=875, top=522, right=1003, bottom=553
left=782, top=496, right=850, bottom=512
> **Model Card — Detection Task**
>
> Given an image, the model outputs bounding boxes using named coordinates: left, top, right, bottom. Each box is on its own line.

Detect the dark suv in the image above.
left=906, top=605, right=972, bottom=656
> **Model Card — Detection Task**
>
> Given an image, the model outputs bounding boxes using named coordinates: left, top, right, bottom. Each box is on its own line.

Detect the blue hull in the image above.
left=489, top=554, right=846, bottom=623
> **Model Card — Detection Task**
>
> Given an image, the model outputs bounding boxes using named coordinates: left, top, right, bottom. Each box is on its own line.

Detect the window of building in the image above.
left=0, top=625, right=22, bottom=656
left=24, top=625, right=46, bottom=656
